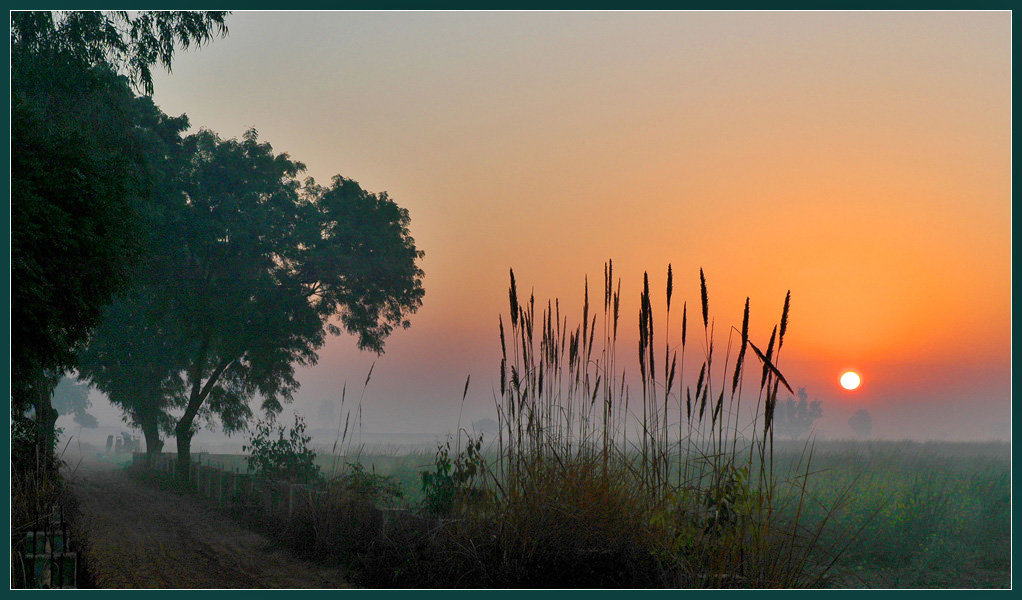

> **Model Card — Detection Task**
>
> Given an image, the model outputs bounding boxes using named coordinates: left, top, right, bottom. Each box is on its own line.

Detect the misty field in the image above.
left=101, top=266, right=1008, bottom=589
left=164, top=438, right=1008, bottom=588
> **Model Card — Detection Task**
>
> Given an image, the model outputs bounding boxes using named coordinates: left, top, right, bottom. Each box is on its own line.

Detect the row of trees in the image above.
left=772, top=389, right=872, bottom=439
left=12, top=11, right=426, bottom=480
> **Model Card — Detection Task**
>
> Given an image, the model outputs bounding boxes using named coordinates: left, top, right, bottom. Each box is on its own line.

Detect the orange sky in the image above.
left=96, top=10, right=1012, bottom=442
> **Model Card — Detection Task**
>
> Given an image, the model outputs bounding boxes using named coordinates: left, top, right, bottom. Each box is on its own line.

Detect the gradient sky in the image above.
left=77, top=11, right=1011, bottom=443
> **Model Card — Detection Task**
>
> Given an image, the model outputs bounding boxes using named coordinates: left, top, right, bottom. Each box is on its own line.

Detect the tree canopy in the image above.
left=11, top=11, right=228, bottom=95
left=849, top=409, right=873, bottom=438
left=11, top=10, right=229, bottom=429
left=80, top=127, right=425, bottom=471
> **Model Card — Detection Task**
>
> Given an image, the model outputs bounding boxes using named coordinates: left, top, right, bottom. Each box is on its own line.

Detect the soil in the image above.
left=66, top=458, right=355, bottom=589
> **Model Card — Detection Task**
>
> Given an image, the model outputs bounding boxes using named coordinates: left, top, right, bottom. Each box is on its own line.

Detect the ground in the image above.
left=67, top=458, right=355, bottom=589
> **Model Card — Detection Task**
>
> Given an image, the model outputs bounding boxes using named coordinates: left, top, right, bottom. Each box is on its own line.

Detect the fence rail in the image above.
left=134, top=453, right=343, bottom=526
left=133, top=453, right=430, bottom=547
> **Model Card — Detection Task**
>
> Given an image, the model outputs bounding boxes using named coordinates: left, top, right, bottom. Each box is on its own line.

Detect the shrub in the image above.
left=420, top=434, right=485, bottom=516
left=243, top=413, right=321, bottom=485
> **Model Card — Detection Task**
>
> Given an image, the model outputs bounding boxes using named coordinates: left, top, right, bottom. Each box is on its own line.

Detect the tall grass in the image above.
left=467, top=261, right=829, bottom=587
left=225, top=262, right=843, bottom=588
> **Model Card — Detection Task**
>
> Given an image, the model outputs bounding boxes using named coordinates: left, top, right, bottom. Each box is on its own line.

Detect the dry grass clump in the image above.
left=317, top=262, right=836, bottom=588
left=429, top=261, right=830, bottom=588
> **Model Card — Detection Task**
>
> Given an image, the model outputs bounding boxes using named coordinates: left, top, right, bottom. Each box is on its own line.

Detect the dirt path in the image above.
left=67, top=460, right=355, bottom=589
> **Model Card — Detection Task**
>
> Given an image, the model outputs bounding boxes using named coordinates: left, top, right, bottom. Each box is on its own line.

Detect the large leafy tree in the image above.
left=12, top=34, right=146, bottom=441
left=10, top=10, right=228, bottom=455
left=75, top=98, right=195, bottom=463
left=76, top=287, right=190, bottom=460
left=84, top=129, right=425, bottom=478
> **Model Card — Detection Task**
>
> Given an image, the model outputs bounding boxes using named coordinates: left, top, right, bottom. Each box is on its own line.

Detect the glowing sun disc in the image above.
left=840, top=371, right=861, bottom=390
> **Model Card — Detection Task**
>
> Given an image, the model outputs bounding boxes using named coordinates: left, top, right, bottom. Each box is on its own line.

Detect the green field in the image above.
left=186, top=438, right=1009, bottom=588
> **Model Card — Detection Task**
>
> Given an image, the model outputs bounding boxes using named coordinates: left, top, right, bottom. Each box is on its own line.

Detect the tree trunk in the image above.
left=34, top=400, right=59, bottom=475
left=29, top=373, right=61, bottom=475
left=175, top=422, right=193, bottom=482
left=140, top=418, right=163, bottom=467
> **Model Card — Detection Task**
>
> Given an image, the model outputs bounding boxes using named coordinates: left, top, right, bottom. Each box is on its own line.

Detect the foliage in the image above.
left=75, top=98, right=195, bottom=455
left=11, top=11, right=228, bottom=95
left=11, top=49, right=147, bottom=416
left=49, top=376, right=99, bottom=428
left=773, top=387, right=823, bottom=439
left=243, top=414, right=322, bottom=485
left=781, top=440, right=1010, bottom=587
left=356, top=264, right=829, bottom=587
left=849, top=409, right=873, bottom=438
left=335, top=462, right=404, bottom=506
left=11, top=9, right=227, bottom=448
left=133, top=128, right=423, bottom=477
left=420, top=434, right=485, bottom=516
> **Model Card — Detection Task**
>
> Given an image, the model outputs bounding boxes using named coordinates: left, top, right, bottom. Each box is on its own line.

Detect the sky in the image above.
left=73, top=11, right=1011, bottom=445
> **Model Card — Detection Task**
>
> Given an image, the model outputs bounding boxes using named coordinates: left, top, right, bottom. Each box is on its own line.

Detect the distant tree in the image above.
left=11, top=10, right=228, bottom=459
left=849, top=409, right=872, bottom=438
left=772, top=387, right=823, bottom=440
left=97, top=129, right=425, bottom=480
left=50, top=376, right=98, bottom=429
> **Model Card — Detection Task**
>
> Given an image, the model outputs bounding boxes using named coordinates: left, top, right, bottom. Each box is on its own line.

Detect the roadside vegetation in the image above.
left=129, top=265, right=1009, bottom=589
left=175, top=264, right=835, bottom=587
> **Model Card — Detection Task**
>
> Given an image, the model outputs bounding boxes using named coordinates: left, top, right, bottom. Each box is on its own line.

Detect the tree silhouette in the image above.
left=82, top=129, right=425, bottom=479
left=75, top=98, right=196, bottom=463
left=772, top=387, right=823, bottom=440
left=50, top=377, right=98, bottom=429
left=11, top=10, right=228, bottom=456
left=11, top=11, right=228, bottom=95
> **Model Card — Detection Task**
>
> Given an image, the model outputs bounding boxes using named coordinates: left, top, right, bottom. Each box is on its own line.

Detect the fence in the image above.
left=12, top=503, right=78, bottom=588
left=134, top=453, right=332, bottom=523
left=133, top=453, right=427, bottom=545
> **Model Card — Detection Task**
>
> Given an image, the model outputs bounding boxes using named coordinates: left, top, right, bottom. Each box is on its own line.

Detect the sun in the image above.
left=840, top=371, right=861, bottom=390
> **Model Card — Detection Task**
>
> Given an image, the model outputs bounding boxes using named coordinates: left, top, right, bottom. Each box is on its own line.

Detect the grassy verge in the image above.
left=343, top=263, right=834, bottom=587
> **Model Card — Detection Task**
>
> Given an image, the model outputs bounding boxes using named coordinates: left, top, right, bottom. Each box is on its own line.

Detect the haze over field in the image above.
left=67, top=11, right=1010, bottom=444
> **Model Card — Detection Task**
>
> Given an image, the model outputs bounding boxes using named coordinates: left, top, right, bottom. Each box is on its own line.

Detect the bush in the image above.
left=243, top=414, right=321, bottom=485
left=420, top=434, right=485, bottom=516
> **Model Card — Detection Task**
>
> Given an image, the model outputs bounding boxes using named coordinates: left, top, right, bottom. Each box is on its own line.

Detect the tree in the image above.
left=11, top=10, right=229, bottom=456
left=849, top=409, right=872, bottom=438
left=91, top=129, right=425, bottom=480
left=472, top=419, right=499, bottom=435
left=50, top=376, right=99, bottom=429
left=11, top=11, right=228, bottom=95
left=772, top=387, right=823, bottom=440
left=75, top=98, right=196, bottom=464
left=76, top=288, right=190, bottom=461
left=12, top=44, right=147, bottom=440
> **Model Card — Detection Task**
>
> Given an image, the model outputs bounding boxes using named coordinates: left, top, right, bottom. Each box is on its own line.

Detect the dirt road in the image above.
left=67, top=459, right=355, bottom=589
